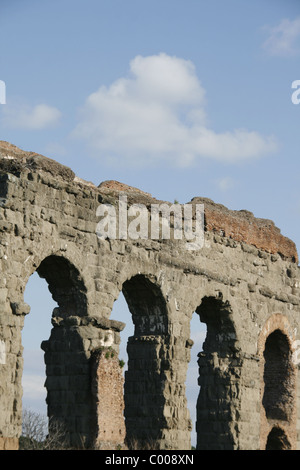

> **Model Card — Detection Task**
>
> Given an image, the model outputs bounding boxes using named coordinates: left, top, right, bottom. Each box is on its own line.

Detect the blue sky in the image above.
left=1, top=0, right=300, bottom=447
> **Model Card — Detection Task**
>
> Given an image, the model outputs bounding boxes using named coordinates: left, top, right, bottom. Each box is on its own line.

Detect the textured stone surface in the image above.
left=91, top=348, right=126, bottom=450
left=0, top=141, right=300, bottom=450
left=193, top=197, right=298, bottom=263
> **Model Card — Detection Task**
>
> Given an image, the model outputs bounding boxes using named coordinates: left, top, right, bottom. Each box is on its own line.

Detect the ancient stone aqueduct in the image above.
left=0, top=141, right=300, bottom=450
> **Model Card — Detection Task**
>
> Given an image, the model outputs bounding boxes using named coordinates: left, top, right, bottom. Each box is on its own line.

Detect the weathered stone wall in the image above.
left=0, top=141, right=300, bottom=450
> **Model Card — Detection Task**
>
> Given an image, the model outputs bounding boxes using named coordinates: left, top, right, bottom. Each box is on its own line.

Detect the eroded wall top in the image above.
left=0, top=140, right=298, bottom=263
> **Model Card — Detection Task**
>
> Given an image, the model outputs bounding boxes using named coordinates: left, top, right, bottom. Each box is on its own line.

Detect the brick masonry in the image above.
left=91, top=348, right=126, bottom=449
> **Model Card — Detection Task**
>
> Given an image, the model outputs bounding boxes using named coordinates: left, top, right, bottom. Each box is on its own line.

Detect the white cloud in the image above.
left=72, top=53, right=277, bottom=167
left=216, top=176, right=235, bottom=191
left=22, top=373, right=46, bottom=401
left=2, top=101, right=61, bottom=129
left=262, top=17, right=300, bottom=57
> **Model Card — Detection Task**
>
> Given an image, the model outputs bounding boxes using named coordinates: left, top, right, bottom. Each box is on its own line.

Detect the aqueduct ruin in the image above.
left=0, top=141, right=300, bottom=450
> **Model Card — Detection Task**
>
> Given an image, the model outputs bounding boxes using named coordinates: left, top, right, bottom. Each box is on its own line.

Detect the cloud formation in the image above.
left=2, top=102, right=61, bottom=130
left=72, top=53, right=277, bottom=167
left=262, top=17, right=300, bottom=57
left=216, top=176, right=235, bottom=191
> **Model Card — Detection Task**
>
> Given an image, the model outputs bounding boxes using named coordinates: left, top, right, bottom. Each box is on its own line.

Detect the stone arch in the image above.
left=193, top=294, right=238, bottom=450
left=18, top=243, right=93, bottom=318
left=122, top=274, right=169, bottom=336
left=258, top=314, right=297, bottom=450
left=263, top=330, right=294, bottom=421
left=36, top=254, right=88, bottom=318
left=24, top=254, right=92, bottom=448
left=112, top=273, right=170, bottom=449
left=196, top=295, right=236, bottom=353
left=266, top=426, right=291, bottom=450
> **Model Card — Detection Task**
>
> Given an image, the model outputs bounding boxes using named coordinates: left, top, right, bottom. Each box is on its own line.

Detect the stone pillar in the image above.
left=159, top=334, right=193, bottom=450
left=41, top=323, right=92, bottom=448
left=124, top=335, right=167, bottom=449
left=0, top=298, right=30, bottom=450
left=41, top=312, right=125, bottom=448
left=124, top=333, right=192, bottom=450
left=196, top=351, right=237, bottom=449
left=196, top=350, right=261, bottom=450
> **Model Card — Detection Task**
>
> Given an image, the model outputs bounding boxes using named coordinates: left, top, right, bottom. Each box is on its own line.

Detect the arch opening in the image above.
left=186, top=312, right=207, bottom=449
left=111, top=274, right=169, bottom=449
left=122, top=274, right=168, bottom=336
left=36, top=255, right=87, bottom=318
left=196, top=296, right=236, bottom=354
left=194, top=295, right=237, bottom=450
left=22, top=271, right=56, bottom=445
left=266, top=427, right=291, bottom=450
left=262, top=329, right=295, bottom=422
left=22, top=255, right=90, bottom=448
